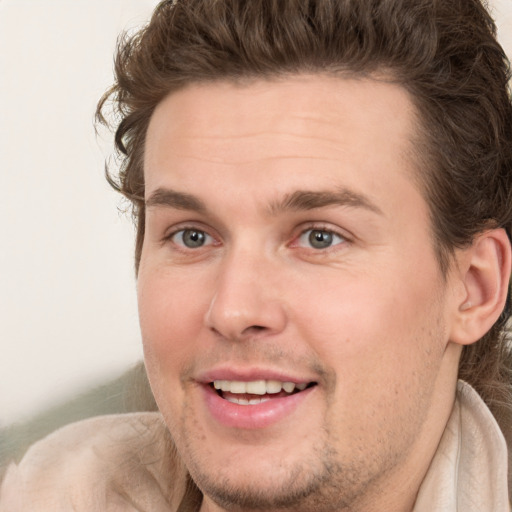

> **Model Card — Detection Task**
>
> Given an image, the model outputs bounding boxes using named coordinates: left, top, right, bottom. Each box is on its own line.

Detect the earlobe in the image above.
left=449, top=228, right=511, bottom=346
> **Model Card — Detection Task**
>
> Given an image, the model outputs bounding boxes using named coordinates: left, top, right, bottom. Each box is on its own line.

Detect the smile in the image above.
left=212, top=379, right=311, bottom=405
left=203, top=378, right=317, bottom=428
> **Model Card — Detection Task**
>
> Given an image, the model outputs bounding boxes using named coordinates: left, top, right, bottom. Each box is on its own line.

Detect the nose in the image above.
left=204, top=249, right=287, bottom=341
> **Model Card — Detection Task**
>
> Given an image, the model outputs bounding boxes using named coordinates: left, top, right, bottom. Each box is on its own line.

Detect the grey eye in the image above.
left=173, top=229, right=211, bottom=248
left=298, top=229, right=345, bottom=249
left=309, top=230, right=333, bottom=248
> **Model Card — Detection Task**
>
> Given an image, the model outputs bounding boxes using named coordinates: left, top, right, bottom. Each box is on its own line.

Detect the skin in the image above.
left=138, top=76, right=468, bottom=512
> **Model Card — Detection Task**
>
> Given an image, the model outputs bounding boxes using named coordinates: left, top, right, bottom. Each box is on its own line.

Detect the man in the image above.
left=1, top=0, right=511, bottom=510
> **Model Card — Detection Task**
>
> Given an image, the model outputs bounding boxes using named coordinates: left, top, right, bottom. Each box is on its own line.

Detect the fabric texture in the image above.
left=0, top=381, right=509, bottom=511
left=0, top=413, right=188, bottom=512
left=413, top=381, right=510, bottom=511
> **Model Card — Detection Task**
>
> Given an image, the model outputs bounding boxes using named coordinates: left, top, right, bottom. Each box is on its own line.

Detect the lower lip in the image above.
left=201, top=384, right=316, bottom=429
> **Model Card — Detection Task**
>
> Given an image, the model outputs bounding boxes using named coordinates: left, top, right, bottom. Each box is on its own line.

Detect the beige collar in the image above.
left=413, top=381, right=510, bottom=511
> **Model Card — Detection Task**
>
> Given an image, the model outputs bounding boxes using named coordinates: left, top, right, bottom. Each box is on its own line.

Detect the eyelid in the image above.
left=162, top=223, right=220, bottom=248
left=172, top=229, right=214, bottom=248
left=289, top=223, right=353, bottom=249
left=298, top=229, right=345, bottom=248
left=160, top=221, right=351, bottom=251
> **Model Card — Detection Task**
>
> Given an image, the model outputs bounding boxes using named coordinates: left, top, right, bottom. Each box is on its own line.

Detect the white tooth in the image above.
left=229, top=381, right=247, bottom=394
left=266, top=380, right=282, bottom=394
left=238, top=398, right=250, bottom=405
left=215, top=379, right=308, bottom=396
left=246, top=380, right=267, bottom=395
left=248, top=398, right=262, bottom=405
left=282, top=382, right=295, bottom=393
left=219, top=380, right=231, bottom=392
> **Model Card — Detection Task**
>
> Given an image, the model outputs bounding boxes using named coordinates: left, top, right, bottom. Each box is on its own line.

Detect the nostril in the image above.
left=243, top=325, right=266, bottom=335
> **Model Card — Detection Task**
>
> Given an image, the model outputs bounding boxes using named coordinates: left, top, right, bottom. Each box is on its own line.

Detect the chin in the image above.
left=177, top=434, right=368, bottom=512
left=191, top=463, right=337, bottom=512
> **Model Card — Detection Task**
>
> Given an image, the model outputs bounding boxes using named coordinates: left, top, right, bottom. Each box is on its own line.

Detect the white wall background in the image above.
left=0, top=0, right=159, bottom=428
left=1, top=0, right=511, bottom=428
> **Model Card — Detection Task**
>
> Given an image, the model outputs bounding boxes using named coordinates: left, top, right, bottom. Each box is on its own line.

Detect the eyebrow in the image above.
left=145, top=188, right=207, bottom=213
left=268, top=188, right=383, bottom=216
left=145, top=186, right=383, bottom=216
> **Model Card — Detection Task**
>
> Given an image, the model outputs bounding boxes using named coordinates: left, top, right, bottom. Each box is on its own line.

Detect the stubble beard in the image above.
left=163, top=331, right=445, bottom=512
left=175, top=409, right=395, bottom=512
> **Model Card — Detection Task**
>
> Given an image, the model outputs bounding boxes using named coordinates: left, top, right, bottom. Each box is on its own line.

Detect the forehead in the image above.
left=147, top=75, right=416, bottom=147
left=144, top=75, right=420, bottom=212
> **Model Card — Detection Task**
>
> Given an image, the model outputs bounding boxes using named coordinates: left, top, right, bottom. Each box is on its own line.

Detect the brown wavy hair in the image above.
left=97, top=0, right=512, bottom=459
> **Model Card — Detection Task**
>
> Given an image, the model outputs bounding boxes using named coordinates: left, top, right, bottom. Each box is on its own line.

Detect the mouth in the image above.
left=211, top=379, right=317, bottom=405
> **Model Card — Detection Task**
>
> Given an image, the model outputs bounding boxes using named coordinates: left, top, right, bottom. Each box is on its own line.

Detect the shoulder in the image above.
left=0, top=413, right=187, bottom=511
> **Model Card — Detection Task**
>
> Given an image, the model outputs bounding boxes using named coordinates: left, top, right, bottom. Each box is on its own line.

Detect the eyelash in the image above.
left=164, top=226, right=218, bottom=250
left=290, top=223, right=350, bottom=252
left=163, top=223, right=351, bottom=253
left=295, top=227, right=346, bottom=250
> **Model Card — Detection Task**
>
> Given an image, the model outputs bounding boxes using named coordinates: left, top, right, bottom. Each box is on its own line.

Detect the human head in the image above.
left=140, top=75, right=500, bottom=510
left=97, top=0, right=512, bottom=434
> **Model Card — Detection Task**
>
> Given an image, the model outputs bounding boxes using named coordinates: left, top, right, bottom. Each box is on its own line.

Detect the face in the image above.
left=139, top=76, right=462, bottom=512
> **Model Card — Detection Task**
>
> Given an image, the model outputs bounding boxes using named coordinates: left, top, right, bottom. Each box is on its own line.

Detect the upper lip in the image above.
left=196, top=366, right=317, bottom=385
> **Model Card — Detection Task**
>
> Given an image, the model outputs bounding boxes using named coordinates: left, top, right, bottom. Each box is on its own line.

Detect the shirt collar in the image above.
left=413, top=380, right=510, bottom=512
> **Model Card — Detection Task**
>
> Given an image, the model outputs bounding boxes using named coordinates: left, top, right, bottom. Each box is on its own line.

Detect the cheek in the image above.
left=290, top=269, right=448, bottom=453
left=291, top=264, right=447, bottom=389
left=137, top=266, right=211, bottom=395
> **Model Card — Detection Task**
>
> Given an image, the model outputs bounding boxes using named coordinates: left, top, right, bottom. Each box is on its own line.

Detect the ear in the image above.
left=449, top=228, right=511, bottom=346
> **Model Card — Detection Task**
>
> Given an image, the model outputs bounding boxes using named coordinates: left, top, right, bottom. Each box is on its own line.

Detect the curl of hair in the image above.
left=96, top=0, right=512, bottom=477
